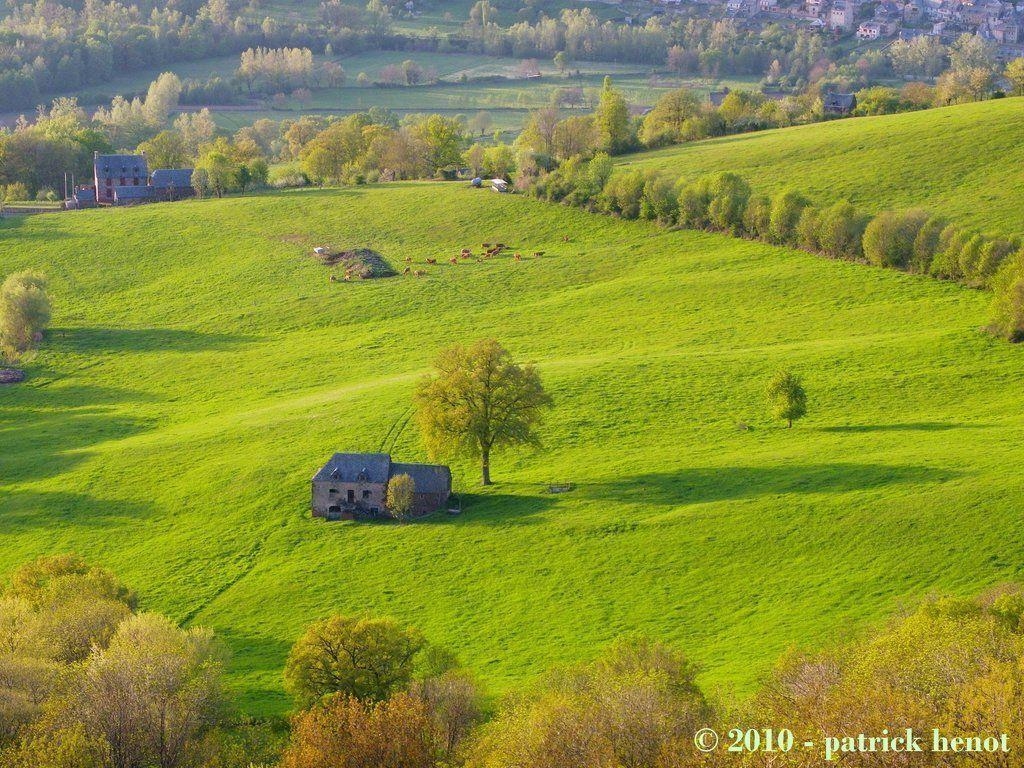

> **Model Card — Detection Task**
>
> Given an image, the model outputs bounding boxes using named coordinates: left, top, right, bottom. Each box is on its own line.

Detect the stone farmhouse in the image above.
left=311, top=452, right=452, bottom=520
left=823, top=92, right=857, bottom=115
left=83, top=152, right=194, bottom=207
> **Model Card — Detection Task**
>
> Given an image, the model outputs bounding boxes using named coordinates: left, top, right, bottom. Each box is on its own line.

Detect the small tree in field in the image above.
left=387, top=473, right=415, bottom=521
left=766, top=370, right=807, bottom=428
left=415, top=339, right=553, bottom=485
left=0, top=271, right=51, bottom=362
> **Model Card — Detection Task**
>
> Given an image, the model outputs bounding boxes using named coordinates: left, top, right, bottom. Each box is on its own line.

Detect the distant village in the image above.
left=644, top=0, right=1023, bottom=57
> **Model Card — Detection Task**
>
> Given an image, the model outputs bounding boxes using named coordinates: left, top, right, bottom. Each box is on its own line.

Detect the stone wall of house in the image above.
left=311, top=480, right=387, bottom=517
left=411, top=491, right=450, bottom=515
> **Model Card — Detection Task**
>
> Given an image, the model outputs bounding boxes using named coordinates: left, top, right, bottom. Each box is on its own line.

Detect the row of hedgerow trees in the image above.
left=9, top=551, right=1024, bottom=766
left=527, top=158, right=1024, bottom=341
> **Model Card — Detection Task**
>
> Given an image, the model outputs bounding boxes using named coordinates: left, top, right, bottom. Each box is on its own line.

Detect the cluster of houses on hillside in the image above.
left=66, top=152, right=194, bottom=209
left=652, top=0, right=1024, bottom=57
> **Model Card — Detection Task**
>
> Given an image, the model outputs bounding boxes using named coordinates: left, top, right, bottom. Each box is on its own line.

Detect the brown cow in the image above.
left=514, top=253, right=522, bottom=261
left=449, top=257, right=459, bottom=265
left=403, top=266, right=411, bottom=274
left=534, top=251, right=545, bottom=256
left=426, top=258, right=437, bottom=265
left=404, top=256, right=413, bottom=264
left=482, top=242, right=491, bottom=248
left=414, top=269, right=426, bottom=277
left=330, top=274, right=338, bottom=281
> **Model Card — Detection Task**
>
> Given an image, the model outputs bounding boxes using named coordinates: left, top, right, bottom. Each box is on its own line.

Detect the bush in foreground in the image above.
left=0, top=270, right=51, bottom=362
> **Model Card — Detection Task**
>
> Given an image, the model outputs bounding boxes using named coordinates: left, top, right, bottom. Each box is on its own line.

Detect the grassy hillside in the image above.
left=620, top=98, right=1024, bottom=236
left=2, top=184, right=1023, bottom=716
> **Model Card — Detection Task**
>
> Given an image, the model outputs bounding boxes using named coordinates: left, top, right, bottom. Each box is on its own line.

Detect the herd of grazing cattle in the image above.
left=397, top=243, right=550, bottom=277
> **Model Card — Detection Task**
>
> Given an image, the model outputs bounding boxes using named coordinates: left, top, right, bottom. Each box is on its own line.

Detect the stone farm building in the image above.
left=89, top=152, right=194, bottom=206
left=823, top=92, right=857, bottom=115
left=311, top=452, right=452, bottom=520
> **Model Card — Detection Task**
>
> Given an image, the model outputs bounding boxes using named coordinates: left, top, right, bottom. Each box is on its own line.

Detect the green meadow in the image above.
left=2, top=100, right=1024, bottom=717
left=620, top=97, right=1024, bottom=236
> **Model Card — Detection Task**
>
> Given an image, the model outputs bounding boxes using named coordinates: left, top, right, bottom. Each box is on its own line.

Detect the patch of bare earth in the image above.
left=0, top=368, right=25, bottom=385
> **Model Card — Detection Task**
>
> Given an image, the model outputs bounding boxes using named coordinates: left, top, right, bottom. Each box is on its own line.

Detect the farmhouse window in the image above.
left=328, top=488, right=337, bottom=494
left=362, top=490, right=371, bottom=499
left=347, top=490, right=355, bottom=503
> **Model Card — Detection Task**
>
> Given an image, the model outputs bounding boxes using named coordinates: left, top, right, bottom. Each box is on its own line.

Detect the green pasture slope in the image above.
left=2, top=171, right=1023, bottom=714
left=621, top=97, right=1024, bottom=236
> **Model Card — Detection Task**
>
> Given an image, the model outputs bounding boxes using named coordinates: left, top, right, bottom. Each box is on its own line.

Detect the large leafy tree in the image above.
left=413, top=114, right=465, bottom=175
left=1006, top=58, right=1024, bottom=96
left=280, top=693, right=435, bottom=768
left=78, top=613, right=224, bottom=768
left=593, top=76, right=631, bottom=155
left=415, top=339, right=553, bottom=485
left=284, top=615, right=426, bottom=706
left=193, top=142, right=240, bottom=198
left=639, top=87, right=702, bottom=147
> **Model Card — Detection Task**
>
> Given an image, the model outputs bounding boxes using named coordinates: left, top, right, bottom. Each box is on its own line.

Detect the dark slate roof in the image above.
left=823, top=93, right=856, bottom=110
left=95, top=154, right=148, bottom=177
left=709, top=88, right=730, bottom=106
left=152, top=169, right=194, bottom=188
left=313, top=453, right=392, bottom=484
left=113, top=185, right=155, bottom=200
left=390, top=462, right=452, bottom=495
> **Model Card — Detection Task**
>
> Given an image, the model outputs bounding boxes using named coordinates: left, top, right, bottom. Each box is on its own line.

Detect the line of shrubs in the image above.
left=526, top=157, right=1024, bottom=341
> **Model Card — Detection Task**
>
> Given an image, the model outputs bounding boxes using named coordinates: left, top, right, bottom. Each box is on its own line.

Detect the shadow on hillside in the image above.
left=818, top=422, right=987, bottom=433
left=215, top=628, right=293, bottom=666
left=0, top=488, right=150, bottom=533
left=0, top=384, right=155, bottom=482
left=268, top=186, right=365, bottom=201
left=416, top=491, right=558, bottom=526
left=53, top=327, right=259, bottom=353
left=0, top=214, right=72, bottom=238
left=214, top=628, right=294, bottom=711
left=581, top=463, right=958, bottom=507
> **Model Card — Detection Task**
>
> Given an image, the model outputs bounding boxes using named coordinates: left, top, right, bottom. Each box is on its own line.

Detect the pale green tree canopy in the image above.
left=415, top=339, right=553, bottom=485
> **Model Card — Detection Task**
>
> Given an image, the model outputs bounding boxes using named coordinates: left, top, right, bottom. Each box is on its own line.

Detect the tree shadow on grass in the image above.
left=819, top=422, right=989, bottom=434
left=580, top=463, right=958, bottom=507
left=0, top=384, right=155, bottom=482
left=413, top=492, right=558, bottom=527
left=0, top=488, right=150, bottom=533
left=214, top=628, right=294, bottom=716
left=53, top=327, right=260, bottom=354
left=0, top=215, right=72, bottom=238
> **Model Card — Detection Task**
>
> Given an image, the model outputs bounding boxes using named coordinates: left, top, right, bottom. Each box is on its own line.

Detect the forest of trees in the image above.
left=5, top=553, right=1024, bottom=766
left=1, top=0, right=1013, bottom=113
